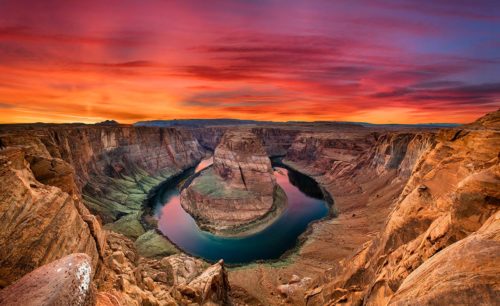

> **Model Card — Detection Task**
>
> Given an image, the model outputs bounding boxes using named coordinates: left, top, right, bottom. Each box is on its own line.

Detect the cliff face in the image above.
left=1, top=112, right=498, bottom=305
left=0, top=126, right=205, bottom=254
left=213, top=130, right=276, bottom=194
left=250, top=127, right=301, bottom=156
left=0, top=126, right=203, bottom=189
left=0, top=125, right=205, bottom=286
left=304, top=111, right=500, bottom=305
left=189, top=126, right=301, bottom=156
left=181, top=130, right=285, bottom=235
left=0, top=124, right=232, bottom=305
left=285, top=131, right=435, bottom=183
left=0, top=147, right=104, bottom=287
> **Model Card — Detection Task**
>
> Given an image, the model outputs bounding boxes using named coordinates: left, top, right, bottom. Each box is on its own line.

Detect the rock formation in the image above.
left=0, top=253, right=95, bottom=306
left=0, top=124, right=231, bottom=304
left=0, top=147, right=104, bottom=287
left=95, top=231, right=230, bottom=305
left=181, top=130, right=286, bottom=235
left=0, top=125, right=205, bottom=258
left=302, top=110, right=500, bottom=305
left=189, top=125, right=301, bottom=156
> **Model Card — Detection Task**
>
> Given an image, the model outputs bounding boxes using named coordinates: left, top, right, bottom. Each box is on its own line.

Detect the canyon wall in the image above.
left=0, top=125, right=205, bottom=285
left=189, top=125, right=301, bottom=156
left=0, top=147, right=104, bottom=287
left=0, top=124, right=233, bottom=305
left=1, top=111, right=498, bottom=305
left=302, top=111, right=500, bottom=305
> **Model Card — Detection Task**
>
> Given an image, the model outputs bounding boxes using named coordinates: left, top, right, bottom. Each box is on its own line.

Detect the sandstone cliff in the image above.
left=189, top=125, right=301, bottom=156
left=0, top=124, right=232, bottom=305
left=0, top=125, right=206, bottom=258
left=0, top=125, right=204, bottom=274
left=0, top=147, right=104, bottom=287
left=304, top=110, right=500, bottom=305
left=1, top=111, right=498, bottom=305
left=181, top=130, right=286, bottom=235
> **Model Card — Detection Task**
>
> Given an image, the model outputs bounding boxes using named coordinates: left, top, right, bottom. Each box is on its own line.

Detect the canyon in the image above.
left=180, top=130, right=286, bottom=235
left=0, top=109, right=498, bottom=305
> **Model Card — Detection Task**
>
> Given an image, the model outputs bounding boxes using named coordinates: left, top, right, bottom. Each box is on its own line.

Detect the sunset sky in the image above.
left=0, top=0, right=499, bottom=124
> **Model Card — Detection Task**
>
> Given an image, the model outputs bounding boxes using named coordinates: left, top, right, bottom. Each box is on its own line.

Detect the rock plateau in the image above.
left=181, top=130, right=287, bottom=235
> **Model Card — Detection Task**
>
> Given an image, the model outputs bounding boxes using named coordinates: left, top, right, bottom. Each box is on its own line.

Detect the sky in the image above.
left=0, top=0, right=499, bottom=124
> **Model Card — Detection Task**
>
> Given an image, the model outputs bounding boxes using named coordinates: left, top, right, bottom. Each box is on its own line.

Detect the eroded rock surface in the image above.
left=0, top=253, right=95, bottom=306
left=0, top=148, right=103, bottom=287
left=304, top=109, right=500, bottom=305
left=96, top=231, right=230, bottom=306
left=1, top=111, right=498, bottom=306
left=181, top=130, right=286, bottom=235
left=389, top=211, right=500, bottom=305
left=0, top=125, right=205, bottom=258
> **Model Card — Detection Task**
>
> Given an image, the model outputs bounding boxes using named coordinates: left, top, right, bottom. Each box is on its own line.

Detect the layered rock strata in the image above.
left=0, top=124, right=205, bottom=286
left=181, top=130, right=286, bottom=235
left=302, top=110, right=500, bottom=305
left=0, top=122, right=232, bottom=305
left=189, top=126, right=301, bottom=156
left=0, top=125, right=205, bottom=258
left=0, top=147, right=104, bottom=287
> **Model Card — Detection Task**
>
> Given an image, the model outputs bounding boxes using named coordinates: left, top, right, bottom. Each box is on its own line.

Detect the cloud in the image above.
left=0, top=26, right=149, bottom=46
left=371, top=82, right=500, bottom=109
left=0, top=0, right=498, bottom=123
left=0, top=102, right=14, bottom=108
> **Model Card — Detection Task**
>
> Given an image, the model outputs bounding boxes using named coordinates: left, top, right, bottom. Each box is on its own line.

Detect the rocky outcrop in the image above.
left=181, top=130, right=286, bottom=235
left=389, top=211, right=500, bottom=305
left=0, top=253, right=95, bottom=306
left=304, top=110, right=500, bottom=305
left=96, top=231, right=230, bottom=306
left=176, top=260, right=230, bottom=305
left=0, top=147, right=104, bottom=287
left=213, top=130, right=276, bottom=194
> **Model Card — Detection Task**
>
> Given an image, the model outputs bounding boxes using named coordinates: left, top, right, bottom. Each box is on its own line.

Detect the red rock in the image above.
left=0, top=253, right=95, bottom=306
left=181, top=130, right=286, bottom=235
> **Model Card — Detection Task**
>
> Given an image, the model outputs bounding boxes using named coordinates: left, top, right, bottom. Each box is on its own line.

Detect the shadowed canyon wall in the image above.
left=0, top=126, right=205, bottom=286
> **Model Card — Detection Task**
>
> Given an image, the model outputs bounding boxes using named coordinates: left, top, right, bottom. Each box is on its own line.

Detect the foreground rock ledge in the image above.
left=181, top=130, right=287, bottom=236
left=0, top=253, right=95, bottom=306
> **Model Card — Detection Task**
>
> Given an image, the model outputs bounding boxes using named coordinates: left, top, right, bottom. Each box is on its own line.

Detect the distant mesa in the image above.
left=134, top=118, right=274, bottom=128
left=95, top=120, right=120, bottom=126
left=133, top=118, right=461, bottom=129
left=180, top=130, right=287, bottom=236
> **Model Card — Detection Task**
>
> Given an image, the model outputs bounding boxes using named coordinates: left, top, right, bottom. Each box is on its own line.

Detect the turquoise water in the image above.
left=152, top=158, right=329, bottom=264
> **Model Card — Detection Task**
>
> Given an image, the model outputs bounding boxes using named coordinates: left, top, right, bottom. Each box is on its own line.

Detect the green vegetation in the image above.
left=104, top=212, right=145, bottom=239
left=191, top=168, right=253, bottom=198
left=134, top=230, right=179, bottom=257
left=83, top=166, right=184, bottom=254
